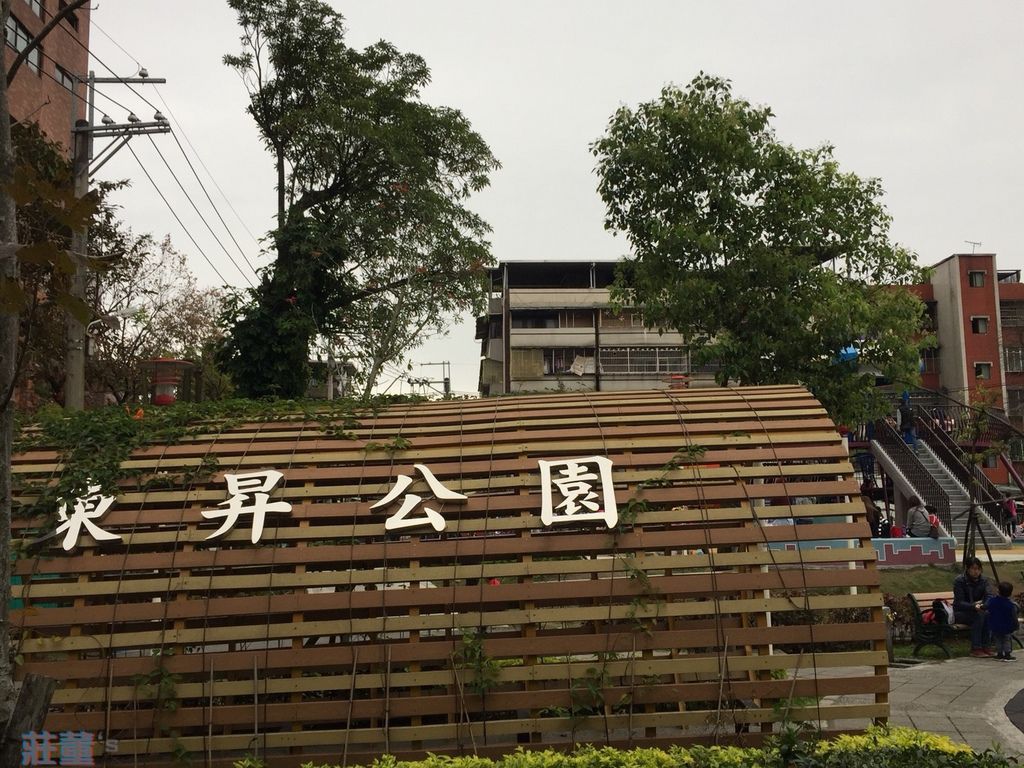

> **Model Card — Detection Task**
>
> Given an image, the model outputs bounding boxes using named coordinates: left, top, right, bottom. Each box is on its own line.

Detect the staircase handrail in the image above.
left=873, top=418, right=952, bottom=532
left=914, top=407, right=1010, bottom=530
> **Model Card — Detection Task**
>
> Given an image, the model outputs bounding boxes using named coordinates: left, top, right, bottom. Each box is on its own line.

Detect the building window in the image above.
left=27, top=0, right=43, bottom=18
left=543, top=347, right=594, bottom=375
left=1001, top=301, right=1024, bottom=326
left=971, top=316, right=989, bottom=334
left=1006, top=348, right=1024, bottom=374
left=1008, top=389, right=1024, bottom=423
left=58, top=0, right=79, bottom=31
left=558, top=309, right=593, bottom=329
left=510, top=311, right=556, bottom=329
left=5, top=15, right=40, bottom=74
left=975, top=362, right=992, bottom=380
left=921, top=346, right=940, bottom=374
left=600, top=309, right=645, bottom=328
left=55, top=65, right=75, bottom=91
left=600, top=347, right=685, bottom=375
left=968, top=270, right=986, bottom=288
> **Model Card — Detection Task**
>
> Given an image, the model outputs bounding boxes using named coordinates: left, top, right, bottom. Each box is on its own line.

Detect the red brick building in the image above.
left=5, top=0, right=90, bottom=154
left=911, top=253, right=1024, bottom=420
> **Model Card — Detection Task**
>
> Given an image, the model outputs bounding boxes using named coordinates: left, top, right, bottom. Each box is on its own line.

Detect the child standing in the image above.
left=987, top=581, right=1020, bottom=661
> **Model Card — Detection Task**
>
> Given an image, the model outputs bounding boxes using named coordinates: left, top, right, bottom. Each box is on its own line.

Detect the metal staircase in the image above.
left=914, top=442, right=1008, bottom=546
left=870, top=418, right=1012, bottom=548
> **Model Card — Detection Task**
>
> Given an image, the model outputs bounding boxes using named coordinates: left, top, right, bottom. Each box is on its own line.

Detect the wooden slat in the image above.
left=9, top=385, right=887, bottom=764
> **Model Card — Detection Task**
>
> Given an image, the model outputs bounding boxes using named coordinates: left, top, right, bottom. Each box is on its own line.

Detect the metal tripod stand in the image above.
left=955, top=503, right=1001, bottom=582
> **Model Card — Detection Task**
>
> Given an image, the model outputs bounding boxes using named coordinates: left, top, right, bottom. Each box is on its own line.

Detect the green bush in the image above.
left=298, top=727, right=1018, bottom=768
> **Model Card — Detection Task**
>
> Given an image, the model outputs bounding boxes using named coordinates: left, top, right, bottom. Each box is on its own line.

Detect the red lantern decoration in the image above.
left=144, top=358, right=193, bottom=406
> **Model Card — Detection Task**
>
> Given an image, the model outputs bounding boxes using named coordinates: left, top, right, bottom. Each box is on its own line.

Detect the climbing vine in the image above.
left=453, top=627, right=501, bottom=696
left=11, top=395, right=422, bottom=530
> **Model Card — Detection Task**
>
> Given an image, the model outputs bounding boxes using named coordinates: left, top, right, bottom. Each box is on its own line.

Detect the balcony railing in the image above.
left=873, top=418, right=952, bottom=533
left=914, top=406, right=1011, bottom=529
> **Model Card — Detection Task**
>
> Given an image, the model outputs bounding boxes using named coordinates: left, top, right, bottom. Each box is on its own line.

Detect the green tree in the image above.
left=591, top=74, right=928, bottom=426
left=218, top=0, right=499, bottom=398
left=0, top=0, right=95, bottom=730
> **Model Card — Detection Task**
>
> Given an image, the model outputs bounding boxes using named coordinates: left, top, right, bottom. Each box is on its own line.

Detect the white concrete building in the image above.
left=476, top=260, right=719, bottom=395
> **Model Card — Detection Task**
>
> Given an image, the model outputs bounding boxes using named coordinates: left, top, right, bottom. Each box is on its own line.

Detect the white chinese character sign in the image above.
left=539, top=456, right=618, bottom=528
left=55, top=485, right=122, bottom=552
left=371, top=464, right=467, bottom=532
left=201, top=470, right=292, bottom=543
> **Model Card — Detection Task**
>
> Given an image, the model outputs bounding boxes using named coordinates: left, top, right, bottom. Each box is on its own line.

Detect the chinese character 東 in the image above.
left=201, top=470, right=292, bottom=544
left=371, top=464, right=467, bottom=532
left=539, top=456, right=618, bottom=528
left=55, top=486, right=122, bottom=552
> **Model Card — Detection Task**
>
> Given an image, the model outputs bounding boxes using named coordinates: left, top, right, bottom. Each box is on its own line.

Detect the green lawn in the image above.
left=893, top=638, right=974, bottom=660
left=881, top=560, right=1024, bottom=661
left=878, top=560, right=1024, bottom=597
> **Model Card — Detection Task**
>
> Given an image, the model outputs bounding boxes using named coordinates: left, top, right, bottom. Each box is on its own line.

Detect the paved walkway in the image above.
left=888, top=656, right=1024, bottom=754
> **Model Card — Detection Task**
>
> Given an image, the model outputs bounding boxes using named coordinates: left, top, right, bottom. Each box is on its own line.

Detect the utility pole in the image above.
left=63, top=121, right=90, bottom=410
left=417, top=361, right=451, bottom=399
left=64, top=71, right=169, bottom=410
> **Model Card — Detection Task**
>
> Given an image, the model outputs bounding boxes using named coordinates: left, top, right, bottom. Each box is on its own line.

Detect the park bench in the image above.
left=907, top=591, right=1022, bottom=658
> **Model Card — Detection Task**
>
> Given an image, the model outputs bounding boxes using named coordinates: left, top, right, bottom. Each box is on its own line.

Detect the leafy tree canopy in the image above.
left=219, top=0, right=500, bottom=398
left=591, top=73, right=929, bottom=426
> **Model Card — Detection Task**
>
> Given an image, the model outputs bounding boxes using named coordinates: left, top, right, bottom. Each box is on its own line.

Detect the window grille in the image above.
left=1001, top=301, right=1024, bottom=326
left=5, top=15, right=40, bottom=73
left=1006, top=348, right=1024, bottom=374
left=599, top=347, right=685, bottom=375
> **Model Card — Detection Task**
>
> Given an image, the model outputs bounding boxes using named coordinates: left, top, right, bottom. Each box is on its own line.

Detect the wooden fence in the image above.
left=10, top=385, right=887, bottom=767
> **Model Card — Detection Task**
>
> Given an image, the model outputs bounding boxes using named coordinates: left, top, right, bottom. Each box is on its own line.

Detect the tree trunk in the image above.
left=1, top=674, right=58, bottom=765
left=0, top=0, right=19, bottom=723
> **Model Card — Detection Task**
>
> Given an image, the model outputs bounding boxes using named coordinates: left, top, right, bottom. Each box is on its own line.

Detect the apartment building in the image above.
left=5, top=0, right=90, bottom=153
left=909, top=253, right=1024, bottom=425
left=476, top=260, right=719, bottom=396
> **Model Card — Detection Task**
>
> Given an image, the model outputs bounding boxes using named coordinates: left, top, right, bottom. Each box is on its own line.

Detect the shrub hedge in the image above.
left=294, top=727, right=1018, bottom=768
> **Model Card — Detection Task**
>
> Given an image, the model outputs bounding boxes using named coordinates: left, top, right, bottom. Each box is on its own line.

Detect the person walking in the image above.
left=987, top=581, right=1020, bottom=661
left=897, top=396, right=916, bottom=451
left=953, top=556, right=994, bottom=657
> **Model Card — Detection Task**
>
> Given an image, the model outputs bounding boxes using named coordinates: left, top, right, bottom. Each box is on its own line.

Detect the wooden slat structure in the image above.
left=10, top=385, right=887, bottom=767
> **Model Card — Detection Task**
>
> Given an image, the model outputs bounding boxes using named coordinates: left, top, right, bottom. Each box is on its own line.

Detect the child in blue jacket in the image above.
left=987, top=581, right=1020, bottom=661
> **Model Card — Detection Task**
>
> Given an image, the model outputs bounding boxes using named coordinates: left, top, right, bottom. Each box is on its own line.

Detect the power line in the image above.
left=89, top=20, right=140, bottom=70
left=125, top=142, right=230, bottom=287
left=86, top=22, right=265, bottom=266
left=151, top=88, right=263, bottom=247
left=146, top=135, right=256, bottom=287
left=28, top=44, right=133, bottom=114
left=87, top=20, right=265, bottom=250
left=38, top=6, right=161, bottom=114
left=164, top=124, right=260, bottom=276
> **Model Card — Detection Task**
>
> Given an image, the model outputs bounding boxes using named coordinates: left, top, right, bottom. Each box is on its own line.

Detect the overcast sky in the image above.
left=88, top=1, right=1024, bottom=395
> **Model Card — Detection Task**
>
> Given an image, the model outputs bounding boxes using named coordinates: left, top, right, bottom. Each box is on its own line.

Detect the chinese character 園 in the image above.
left=200, top=470, right=293, bottom=543
left=371, top=464, right=467, bottom=532
left=539, top=456, right=618, bottom=528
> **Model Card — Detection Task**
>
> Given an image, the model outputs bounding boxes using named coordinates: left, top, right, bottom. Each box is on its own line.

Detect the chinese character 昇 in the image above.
left=371, top=464, right=467, bottom=532
left=55, top=486, right=122, bottom=552
left=539, top=456, right=618, bottom=528
left=201, top=470, right=292, bottom=543
left=21, top=730, right=57, bottom=766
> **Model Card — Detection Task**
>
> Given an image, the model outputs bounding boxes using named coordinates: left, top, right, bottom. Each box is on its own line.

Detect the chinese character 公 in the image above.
left=58, top=730, right=95, bottom=766
left=201, top=470, right=292, bottom=544
left=539, top=456, right=618, bottom=528
left=21, top=730, right=57, bottom=766
left=371, top=464, right=467, bottom=532
left=55, top=486, right=122, bottom=552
